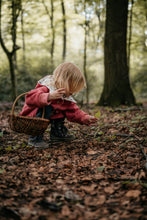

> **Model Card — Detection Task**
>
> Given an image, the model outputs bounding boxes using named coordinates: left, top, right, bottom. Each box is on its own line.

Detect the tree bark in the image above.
left=0, top=0, right=21, bottom=100
left=83, top=1, right=89, bottom=104
left=8, top=53, right=17, bottom=101
left=127, top=0, right=134, bottom=71
left=21, top=2, right=26, bottom=66
left=61, top=0, right=66, bottom=61
left=12, top=0, right=21, bottom=70
left=98, top=0, right=135, bottom=106
left=12, top=0, right=17, bottom=70
left=50, top=0, right=55, bottom=66
left=42, top=0, right=55, bottom=67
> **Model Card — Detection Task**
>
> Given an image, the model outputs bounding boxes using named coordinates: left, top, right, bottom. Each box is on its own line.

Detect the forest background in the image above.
left=0, top=1, right=147, bottom=219
left=0, top=0, right=146, bottom=104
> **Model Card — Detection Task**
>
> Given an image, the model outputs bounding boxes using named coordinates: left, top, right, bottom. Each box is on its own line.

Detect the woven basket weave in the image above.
left=9, top=92, right=50, bottom=136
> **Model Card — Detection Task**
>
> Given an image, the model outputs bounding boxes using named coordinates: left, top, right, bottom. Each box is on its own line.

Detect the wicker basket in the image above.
left=9, top=92, right=50, bottom=136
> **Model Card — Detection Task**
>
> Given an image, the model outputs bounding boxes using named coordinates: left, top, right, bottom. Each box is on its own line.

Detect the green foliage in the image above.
left=0, top=0, right=146, bottom=102
left=131, top=67, right=147, bottom=99
left=16, top=65, right=38, bottom=94
left=0, top=57, right=56, bottom=101
left=0, top=70, right=12, bottom=101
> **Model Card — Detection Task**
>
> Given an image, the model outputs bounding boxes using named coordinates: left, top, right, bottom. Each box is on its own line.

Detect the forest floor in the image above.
left=0, top=102, right=147, bottom=220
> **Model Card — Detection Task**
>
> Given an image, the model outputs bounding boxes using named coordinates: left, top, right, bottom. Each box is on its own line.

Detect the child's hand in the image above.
left=89, top=116, right=98, bottom=124
left=83, top=115, right=98, bottom=125
left=48, top=88, right=65, bottom=100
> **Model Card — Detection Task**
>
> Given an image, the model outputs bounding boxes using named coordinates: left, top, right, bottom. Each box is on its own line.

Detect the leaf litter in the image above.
left=0, top=104, right=147, bottom=220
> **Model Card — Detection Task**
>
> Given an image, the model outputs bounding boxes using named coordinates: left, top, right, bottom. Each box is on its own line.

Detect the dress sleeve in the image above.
left=65, top=102, right=91, bottom=125
left=26, top=86, right=51, bottom=108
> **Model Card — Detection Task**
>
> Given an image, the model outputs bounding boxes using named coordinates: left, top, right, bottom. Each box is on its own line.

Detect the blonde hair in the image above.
left=53, top=62, right=86, bottom=95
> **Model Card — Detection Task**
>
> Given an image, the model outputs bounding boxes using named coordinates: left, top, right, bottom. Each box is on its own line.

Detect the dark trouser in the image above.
left=50, top=118, right=67, bottom=138
left=36, top=105, right=53, bottom=119
left=29, top=105, right=73, bottom=142
left=29, top=105, right=53, bottom=141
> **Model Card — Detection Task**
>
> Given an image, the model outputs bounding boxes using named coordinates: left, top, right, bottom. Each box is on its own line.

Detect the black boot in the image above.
left=28, top=135, right=49, bottom=149
left=50, top=118, right=75, bottom=142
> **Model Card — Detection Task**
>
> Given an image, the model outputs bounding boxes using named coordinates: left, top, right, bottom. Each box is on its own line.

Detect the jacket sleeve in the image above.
left=26, top=85, right=51, bottom=108
left=65, top=102, right=91, bottom=125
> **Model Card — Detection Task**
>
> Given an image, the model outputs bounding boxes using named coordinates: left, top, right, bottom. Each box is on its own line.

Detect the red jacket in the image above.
left=20, top=83, right=91, bottom=125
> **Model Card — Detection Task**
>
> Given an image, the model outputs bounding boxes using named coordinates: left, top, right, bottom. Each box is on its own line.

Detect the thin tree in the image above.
left=61, top=0, right=66, bottom=61
left=83, top=0, right=89, bottom=104
left=42, top=0, right=55, bottom=66
left=20, top=0, right=26, bottom=66
left=94, top=0, right=105, bottom=47
left=74, top=0, right=92, bottom=104
left=127, top=0, right=134, bottom=71
left=98, top=0, right=135, bottom=106
left=0, top=0, right=21, bottom=100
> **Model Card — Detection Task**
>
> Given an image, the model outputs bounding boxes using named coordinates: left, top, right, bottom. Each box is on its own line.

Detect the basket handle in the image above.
left=11, top=92, right=45, bottom=119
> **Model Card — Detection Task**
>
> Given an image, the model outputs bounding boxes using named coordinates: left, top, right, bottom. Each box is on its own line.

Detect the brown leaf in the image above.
left=61, top=205, right=71, bottom=216
left=38, top=167, right=45, bottom=172
left=87, top=150, right=97, bottom=155
left=125, top=190, right=141, bottom=198
left=57, top=160, right=72, bottom=168
left=94, top=174, right=104, bottom=180
left=97, top=195, right=106, bottom=205
left=65, top=191, right=82, bottom=202
left=80, top=184, right=97, bottom=194
left=125, top=156, right=137, bottom=164
left=104, top=186, right=114, bottom=194
left=84, top=196, right=97, bottom=206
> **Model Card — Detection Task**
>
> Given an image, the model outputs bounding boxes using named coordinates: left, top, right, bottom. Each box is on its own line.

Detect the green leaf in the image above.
left=6, top=146, right=12, bottom=150
left=13, top=144, right=20, bottom=150
left=0, top=168, right=5, bottom=174
left=96, top=137, right=101, bottom=142
left=44, top=153, right=51, bottom=158
left=122, top=181, right=132, bottom=185
left=98, top=131, right=104, bottom=136
left=0, top=131, right=3, bottom=137
left=122, top=180, right=137, bottom=185
left=129, top=127, right=135, bottom=133
left=141, top=183, right=147, bottom=188
left=22, top=142, right=26, bottom=148
left=97, top=166, right=105, bottom=172
left=95, top=111, right=101, bottom=118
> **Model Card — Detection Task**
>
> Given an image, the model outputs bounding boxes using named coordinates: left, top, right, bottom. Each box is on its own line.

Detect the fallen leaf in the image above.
left=104, top=186, right=114, bottom=194
left=87, top=150, right=98, bottom=155
left=97, top=166, right=105, bottom=172
left=125, top=190, right=141, bottom=198
left=61, top=205, right=71, bottom=216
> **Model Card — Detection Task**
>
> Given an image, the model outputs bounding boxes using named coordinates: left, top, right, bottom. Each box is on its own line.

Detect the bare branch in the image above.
left=42, top=0, right=51, bottom=20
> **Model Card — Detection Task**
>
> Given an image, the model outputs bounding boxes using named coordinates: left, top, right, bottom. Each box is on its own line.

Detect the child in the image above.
left=20, top=62, right=97, bottom=148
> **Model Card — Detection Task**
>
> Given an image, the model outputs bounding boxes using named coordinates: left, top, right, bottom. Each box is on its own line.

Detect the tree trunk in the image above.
left=42, top=0, right=55, bottom=67
left=83, top=1, right=89, bottom=104
left=12, top=0, right=17, bottom=70
left=83, top=25, right=89, bottom=104
left=61, top=0, right=66, bottom=61
left=127, top=0, right=134, bottom=71
left=50, top=0, right=55, bottom=66
left=98, top=0, right=135, bottom=106
left=21, top=4, right=26, bottom=66
left=0, top=0, right=21, bottom=100
left=12, top=0, right=21, bottom=70
left=8, top=54, right=17, bottom=100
